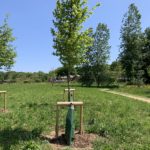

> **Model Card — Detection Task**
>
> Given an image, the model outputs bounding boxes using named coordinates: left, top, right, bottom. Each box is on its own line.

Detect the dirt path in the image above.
left=100, top=89, right=150, bottom=103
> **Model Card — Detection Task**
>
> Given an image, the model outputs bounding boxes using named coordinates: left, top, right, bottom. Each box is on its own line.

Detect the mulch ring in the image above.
left=41, top=130, right=98, bottom=150
left=0, top=109, right=9, bottom=113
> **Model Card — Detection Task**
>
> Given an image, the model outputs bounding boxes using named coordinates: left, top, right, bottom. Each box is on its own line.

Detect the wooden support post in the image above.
left=63, top=89, right=75, bottom=100
left=80, top=105, right=83, bottom=134
left=56, top=105, right=59, bottom=138
left=0, top=91, right=7, bottom=112
left=4, top=92, right=6, bottom=111
left=55, top=101, right=83, bottom=137
left=57, top=102, right=83, bottom=106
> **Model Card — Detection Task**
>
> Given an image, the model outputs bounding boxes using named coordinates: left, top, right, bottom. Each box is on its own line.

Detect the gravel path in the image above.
left=100, top=89, right=150, bottom=103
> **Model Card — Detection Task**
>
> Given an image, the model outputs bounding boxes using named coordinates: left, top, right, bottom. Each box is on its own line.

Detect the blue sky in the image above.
left=0, top=0, right=149, bottom=73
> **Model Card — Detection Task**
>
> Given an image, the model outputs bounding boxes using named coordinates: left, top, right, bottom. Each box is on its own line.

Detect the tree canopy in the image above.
left=51, top=0, right=99, bottom=70
left=92, top=23, right=110, bottom=87
left=0, top=17, right=16, bottom=70
left=119, top=3, right=142, bottom=83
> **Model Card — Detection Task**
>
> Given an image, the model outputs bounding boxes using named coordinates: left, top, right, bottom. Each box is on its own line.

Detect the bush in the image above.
left=24, top=80, right=32, bottom=83
left=34, top=79, right=42, bottom=83
left=78, top=65, right=94, bottom=87
left=3, top=80, right=17, bottom=83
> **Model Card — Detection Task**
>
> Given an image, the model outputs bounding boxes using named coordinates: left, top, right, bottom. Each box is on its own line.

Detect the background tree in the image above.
left=91, top=23, right=110, bottom=87
left=78, top=28, right=94, bottom=87
left=55, top=66, right=75, bottom=77
left=32, top=71, right=48, bottom=82
left=0, top=17, right=16, bottom=70
left=110, top=60, right=124, bottom=84
left=142, top=27, right=150, bottom=83
left=0, top=71, right=5, bottom=82
left=119, top=3, right=143, bottom=84
left=78, top=63, right=94, bottom=87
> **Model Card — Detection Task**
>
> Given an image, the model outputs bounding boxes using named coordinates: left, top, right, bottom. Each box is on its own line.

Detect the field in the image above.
left=0, top=83, right=150, bottom=150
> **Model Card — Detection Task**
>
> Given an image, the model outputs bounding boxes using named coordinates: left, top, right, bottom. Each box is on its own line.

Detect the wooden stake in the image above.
left=80, top=105, right=83, bottom=134
left=4, top=92, right=6, bottom=111
left=57, top=101, right=83, bottom=106
left=55, top=101, right=83, bottom=137
left=63, top=89, right=75, bottom=100
left=0, top=91, right=7, bottom=112
left=56, top=105, right=59, bottom=138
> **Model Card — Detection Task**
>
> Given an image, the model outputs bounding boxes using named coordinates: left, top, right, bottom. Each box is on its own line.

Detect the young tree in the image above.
left=119, top=3, right=142, bottom=83
left=0, top=17, right=16, bottom=70
left=51, top=0, right=99, bottom=145
left=51, top=0, right=99, bottom=93
left=91, top=23, right=110, bottom=87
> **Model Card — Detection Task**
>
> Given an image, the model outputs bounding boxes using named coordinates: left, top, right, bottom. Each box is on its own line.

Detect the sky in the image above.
left=0, top=0, right=150, bottom=73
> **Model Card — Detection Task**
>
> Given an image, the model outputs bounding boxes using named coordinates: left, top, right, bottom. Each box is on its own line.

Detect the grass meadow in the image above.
left=0, top=83, right=150, bottom=150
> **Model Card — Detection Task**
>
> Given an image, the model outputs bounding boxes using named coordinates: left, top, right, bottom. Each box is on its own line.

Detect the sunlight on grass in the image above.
left=0, top=83, right=149, bottom=149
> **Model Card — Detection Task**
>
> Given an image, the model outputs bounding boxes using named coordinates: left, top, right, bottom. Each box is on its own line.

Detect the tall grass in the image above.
left=0, top=83, right=149, bottom=149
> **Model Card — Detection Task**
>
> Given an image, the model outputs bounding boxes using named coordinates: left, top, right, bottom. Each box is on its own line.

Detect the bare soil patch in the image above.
left=0, top=109, right=9, bottom=113
left=41, top=130, right=98, bottom=150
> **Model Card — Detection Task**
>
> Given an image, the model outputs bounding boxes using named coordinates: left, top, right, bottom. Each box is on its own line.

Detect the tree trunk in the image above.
left=65, top=68, right=74, bottom=145
left=67, top=70, right=71, bottom=101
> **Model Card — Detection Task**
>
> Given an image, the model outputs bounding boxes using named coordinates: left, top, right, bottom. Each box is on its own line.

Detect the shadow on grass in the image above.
left=144, top=91, right=150, bottom=98
left=72, top=84, right=120, bottom=89
left=98, top=85, right=119, bottom=89
left=53, top=83, right=120, bottom=89
left=41, top=134, right=68, bottom=146
left=20, top=102, right=50, bottom=109
left=0, top=127, right=42, bottom=150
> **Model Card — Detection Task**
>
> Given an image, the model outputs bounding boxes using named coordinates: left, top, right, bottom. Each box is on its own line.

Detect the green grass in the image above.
left=0, top=83, right=150, bottom=150
left=112, top=85, right=150, bottom=98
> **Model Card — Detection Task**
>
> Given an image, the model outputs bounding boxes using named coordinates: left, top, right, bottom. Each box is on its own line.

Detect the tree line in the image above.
left=0, top=68, right=77, bottom=83
left=119, top=4, right=150, bottom=85
left=79, top=3, right=150, bottom=87
left=0, top=71, right=49, bottom=83
left=0, top=3, right=150, bottom=86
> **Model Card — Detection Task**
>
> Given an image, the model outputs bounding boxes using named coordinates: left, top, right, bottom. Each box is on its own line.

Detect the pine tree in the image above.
left=119, top=3, right=142, bottom=83
left=142, top=27, right=150, bottom=83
